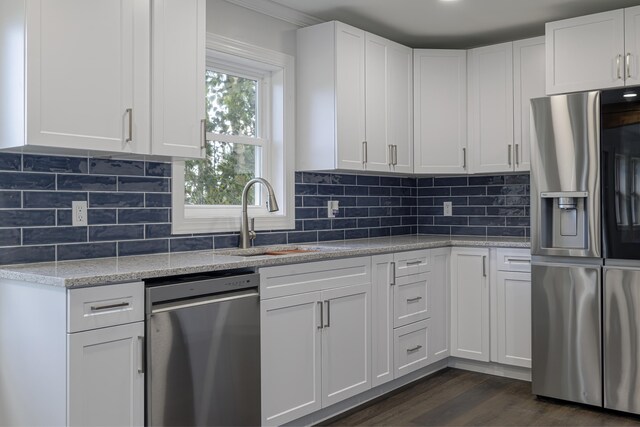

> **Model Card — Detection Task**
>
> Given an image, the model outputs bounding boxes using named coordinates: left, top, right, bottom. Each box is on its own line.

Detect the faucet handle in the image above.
left=249, top=217, right=256, bottom=241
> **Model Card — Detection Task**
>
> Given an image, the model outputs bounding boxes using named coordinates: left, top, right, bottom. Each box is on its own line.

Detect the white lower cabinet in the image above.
left=259, top=258, right=372, bottom=426
left=68, top=322, right=144, bottom=427
left=0, top=279, right=144, bottom=427
left=450, top=248, right=490, bottom=362
left=491, top=248, right=532, bottom=368
left=371, top=249, right=449, bottom=388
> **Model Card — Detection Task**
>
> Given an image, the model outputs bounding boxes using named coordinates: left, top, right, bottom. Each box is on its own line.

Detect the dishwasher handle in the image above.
left=151, top=289, right=258, bottom=314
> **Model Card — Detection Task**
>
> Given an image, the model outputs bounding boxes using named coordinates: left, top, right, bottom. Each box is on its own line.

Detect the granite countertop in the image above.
left=0, top=235, right=530, bottom=288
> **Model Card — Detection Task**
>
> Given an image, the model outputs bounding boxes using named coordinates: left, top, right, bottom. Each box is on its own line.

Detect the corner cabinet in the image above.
left=259, top=257, right=372, bottom=426
left=413, top=50, right=467, bottom=174
left=296, top=21, right=412, bottom=173
left=546, top=6, right=640, bottom=94
left=0, top=279, right=145, bottom=427
left=0, top=0, right=205, bottom=159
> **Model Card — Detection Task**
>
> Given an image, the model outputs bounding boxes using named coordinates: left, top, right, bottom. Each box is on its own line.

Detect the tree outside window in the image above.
left=184, top=69, right=264, bottom=206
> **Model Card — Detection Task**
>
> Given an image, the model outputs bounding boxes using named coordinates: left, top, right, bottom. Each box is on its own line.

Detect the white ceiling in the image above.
left=264, top=0, right=640, bottom=48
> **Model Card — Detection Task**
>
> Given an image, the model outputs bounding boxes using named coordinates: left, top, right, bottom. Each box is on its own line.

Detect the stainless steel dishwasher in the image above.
left=145, top=270, right=260, bottom=426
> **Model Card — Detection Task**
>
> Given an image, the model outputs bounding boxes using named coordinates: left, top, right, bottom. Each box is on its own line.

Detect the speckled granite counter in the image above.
left=0, top=235, right=530, bottom=288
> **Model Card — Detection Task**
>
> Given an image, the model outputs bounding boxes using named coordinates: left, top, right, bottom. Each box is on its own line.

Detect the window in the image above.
left=172, top=34, right=294, bottom=234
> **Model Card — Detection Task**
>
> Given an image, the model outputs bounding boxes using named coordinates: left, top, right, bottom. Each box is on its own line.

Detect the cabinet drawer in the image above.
left=395, top=250, right=430, bottom=277
left=259, top=257, right=371, bottom=299
left=394, top=272, right=430, bottom=328
left=394, top=319, right=430, bottom=378
left=68, top=282, right=144, bottom=333
left=495, top=248, right=531, bottom=272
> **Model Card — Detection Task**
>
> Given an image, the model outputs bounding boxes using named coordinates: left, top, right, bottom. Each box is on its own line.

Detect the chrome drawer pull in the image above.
left=407, top=345, right=422, bottom=354
left=317, top=301, right=324, bottom=330
left=505, top=258, right=530, bottom=264
left=407, top=296, right=423, bottom=303
left=90, top=302, right=130, bottom=312
left=406, top=260, right=423, bottom=266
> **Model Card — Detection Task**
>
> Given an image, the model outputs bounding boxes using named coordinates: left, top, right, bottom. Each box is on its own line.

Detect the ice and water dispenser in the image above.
left=539, top=191, right=589, bottom=250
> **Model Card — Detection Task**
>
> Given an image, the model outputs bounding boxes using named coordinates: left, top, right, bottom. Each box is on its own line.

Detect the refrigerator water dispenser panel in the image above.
left=540, top=191, right=589, bottom=250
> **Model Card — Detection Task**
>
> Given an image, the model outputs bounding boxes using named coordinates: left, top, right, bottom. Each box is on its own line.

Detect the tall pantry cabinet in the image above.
left=296, top=21, right=413, bottom=173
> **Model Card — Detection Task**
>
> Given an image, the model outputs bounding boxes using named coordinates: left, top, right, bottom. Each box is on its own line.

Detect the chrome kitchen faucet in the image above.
left=239, top=178, right=279, bottom=249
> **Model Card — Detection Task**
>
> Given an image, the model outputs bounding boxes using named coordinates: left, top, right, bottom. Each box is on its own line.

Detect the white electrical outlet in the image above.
left=443, top=201, right=453, bottom=217
left=327, top=200, right=339, bottom=218
left=72, top=201, right=88, bottom=226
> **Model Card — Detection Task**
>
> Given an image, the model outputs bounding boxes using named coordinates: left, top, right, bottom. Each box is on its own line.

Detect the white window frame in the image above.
left=172, top=33, right=295, bottom=234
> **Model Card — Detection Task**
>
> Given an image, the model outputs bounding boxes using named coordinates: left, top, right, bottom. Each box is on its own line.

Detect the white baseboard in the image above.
left=448, top=357, right=531, bottom=381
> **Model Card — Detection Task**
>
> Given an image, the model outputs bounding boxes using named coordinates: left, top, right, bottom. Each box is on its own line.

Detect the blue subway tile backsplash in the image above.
left=0, top=153, right=530, bottom=265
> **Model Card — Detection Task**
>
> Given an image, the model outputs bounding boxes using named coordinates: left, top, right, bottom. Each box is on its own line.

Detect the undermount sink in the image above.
left=216, top=246, right=321, bottom=257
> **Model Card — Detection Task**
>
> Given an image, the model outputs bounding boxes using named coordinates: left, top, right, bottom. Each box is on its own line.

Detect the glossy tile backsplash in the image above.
left=0, top=152, right=529, bottom=265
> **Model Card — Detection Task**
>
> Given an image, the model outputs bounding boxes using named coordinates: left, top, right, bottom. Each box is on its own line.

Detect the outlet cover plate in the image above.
left=72, top=201, right=88, bottom=226
left=443, top=201, right=453, bottom=217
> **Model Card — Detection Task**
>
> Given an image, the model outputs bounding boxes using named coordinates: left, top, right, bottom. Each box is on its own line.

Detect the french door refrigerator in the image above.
left=530, top=91, right=603, bottom=406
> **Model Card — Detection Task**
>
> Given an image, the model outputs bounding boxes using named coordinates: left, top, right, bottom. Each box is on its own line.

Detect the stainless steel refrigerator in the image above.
left=530, top=91, right=603, bottom=406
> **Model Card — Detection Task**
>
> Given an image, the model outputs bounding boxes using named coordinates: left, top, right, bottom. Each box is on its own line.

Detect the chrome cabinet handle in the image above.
left=317, top=301, right=324, bottom=329
left=508, top=144, right=512, bottom=166
left=325, top=300, right=330, bottom=328
left=90, top=302, right=130, bottom=312
left=462, top=147, right=467, bottom=169
left=390, top=261, right=396, bottom=286
left=617, top=54, right=623, bottom=79
left=506, top=257, right=530, bottom=264
left=393, top=145, right=398, bottom=166
left=515, top=144, right=520, bottom=166
left=482, top=255, right=487, bottom=277
left=137, top=336, right=145, bottom=374
left=407, top=345, right=422, bottom=354
left=407, top=296, right=423, bottom=303
left=200, top=119, right=207, bottom=152
left=627, top=53, right=632, bottom=79
left=406, top=260, right=423, bottom=266
left=388, top=145, right=394, bottom=166
left=125, top=108, right=133, bottom=143
left=362, top=141, right=368, bottom=164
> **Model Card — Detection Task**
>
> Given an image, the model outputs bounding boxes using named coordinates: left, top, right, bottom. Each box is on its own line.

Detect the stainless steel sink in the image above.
left=215, top=246, right=321, bottom=257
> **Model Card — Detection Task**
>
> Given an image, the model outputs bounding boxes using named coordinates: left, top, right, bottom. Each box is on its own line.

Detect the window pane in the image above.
left=185, top=141, right=260, bottom=206
left=206, top=70, right=257, bottom=137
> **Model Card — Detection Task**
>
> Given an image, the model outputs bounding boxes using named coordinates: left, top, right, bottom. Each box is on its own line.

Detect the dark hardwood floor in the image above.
left=322, top=369, right=640, bottom=426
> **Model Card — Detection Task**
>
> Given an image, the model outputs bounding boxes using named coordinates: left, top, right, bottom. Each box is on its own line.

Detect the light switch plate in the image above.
left=443, top=201, right=453, bottom=217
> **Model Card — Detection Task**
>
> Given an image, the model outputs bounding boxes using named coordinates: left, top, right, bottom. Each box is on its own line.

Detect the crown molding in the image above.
left=224, top=0, right=323, bottom=27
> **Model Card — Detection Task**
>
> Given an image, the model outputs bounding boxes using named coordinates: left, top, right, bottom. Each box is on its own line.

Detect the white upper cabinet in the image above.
left=546, top=9, right=626, bottom=94
left=2, top=0, right=150, bottom=154
left=624, top=5, right=640, bottom=87
left=468, top=42, right=514, bottom=174
left=0, top=0, right=204, bottom=158
left=413, top=50, right=467, bottom=174
left=467, top=38, right=544, bottom=174
left=296, top=21, right=412, bottom=172
left=513, top=36, right=545, bottom=172
left=151, top=0, right=206, bottom=158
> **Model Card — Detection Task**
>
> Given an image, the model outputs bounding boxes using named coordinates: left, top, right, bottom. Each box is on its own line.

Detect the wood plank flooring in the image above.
left=322, top=369, right=640, bottom=426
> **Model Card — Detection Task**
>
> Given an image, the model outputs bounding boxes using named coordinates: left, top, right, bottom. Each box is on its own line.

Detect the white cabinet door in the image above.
left=494, top=271, right=532, bottom=368
left=413, top=50, right=467, bottom=174
left=25, top=0, right=150, bottom=154
left=450, top=248, right=490, bottom=362
left=371, top=254, right=394, bottom=387
left=322, top=283, right=371, bottom=407
left=261, top=291, right=322, bottom=426
left=151, top=0, right=206, bottom=158
left=513, top=37, right=545, bottom=173
left=625, top=6, right=640, bottom=86
left=468, top=42, right=514, bottom=174
left=67, top=322, right=144, bottom=427
left=336, top=22, right=366, bottom=171
left=394, top=272, right=430, bottom=328
left=430, top=248, right=450, bottom=363
left=546, top=10, right=625, bottom=94
left=386, top=39, right=413, bottom=174
left=393, top=319, right=430, bottom=378
left=365, top=34, right=391, bottom=172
